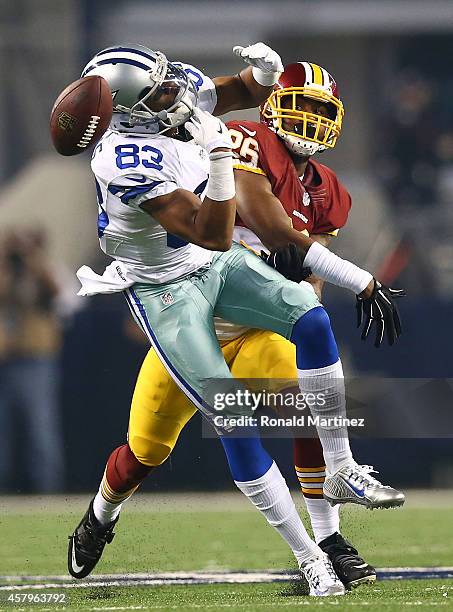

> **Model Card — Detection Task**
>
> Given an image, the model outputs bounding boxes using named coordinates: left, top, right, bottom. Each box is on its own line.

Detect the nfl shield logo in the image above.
left=302, top=191, right=311, bottom=206
left=161, top=291, right=174, bottom=306
left=58, top=111, right=76, bottom=132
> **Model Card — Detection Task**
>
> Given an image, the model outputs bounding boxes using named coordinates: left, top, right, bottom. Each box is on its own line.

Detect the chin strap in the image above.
left=281, top=132, right=322, bottom=156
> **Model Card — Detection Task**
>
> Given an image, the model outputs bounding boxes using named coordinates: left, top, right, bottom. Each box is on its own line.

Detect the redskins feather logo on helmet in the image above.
left=261, top=62, right=344, bottom=156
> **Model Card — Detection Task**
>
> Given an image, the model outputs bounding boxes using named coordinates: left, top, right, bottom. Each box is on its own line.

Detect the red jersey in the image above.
left=227, top=120, right=351, bottom=236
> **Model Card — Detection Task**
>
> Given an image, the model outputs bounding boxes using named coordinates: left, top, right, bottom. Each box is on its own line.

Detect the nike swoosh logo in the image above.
left=345, top=480, right=366, bottom=497
left=239, top=125, right=257, bottom=137
left=71, top=542, right=85, bottom=573
left=217, top=125, right=223, bottom=134
left=352, top=563, right=369, bottom=569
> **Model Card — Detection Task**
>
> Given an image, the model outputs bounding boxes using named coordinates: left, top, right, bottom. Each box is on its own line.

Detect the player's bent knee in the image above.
left=292, top=306, right=332, bottom=343
left=291, top=306, right=339, bottom=368
left=129, top=436, right=173, bottom=467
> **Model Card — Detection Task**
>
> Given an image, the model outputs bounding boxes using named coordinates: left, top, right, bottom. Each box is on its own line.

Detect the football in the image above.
left=50, top=75, right=113, bottom=156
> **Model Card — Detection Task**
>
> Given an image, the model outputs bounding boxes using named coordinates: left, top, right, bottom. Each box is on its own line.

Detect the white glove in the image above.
left=233, top=42, right=283, bottom=86
left=185, top=107, right=233, bottom=155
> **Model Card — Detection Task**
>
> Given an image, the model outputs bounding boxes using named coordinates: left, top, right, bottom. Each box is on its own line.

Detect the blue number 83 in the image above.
left=115, top=144, right=163, bottom=170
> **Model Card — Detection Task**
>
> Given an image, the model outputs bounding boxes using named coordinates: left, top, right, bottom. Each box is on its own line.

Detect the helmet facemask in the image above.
left=262, top=86, right=344, bottom=156
left=113, top=54, right=198, bottom=135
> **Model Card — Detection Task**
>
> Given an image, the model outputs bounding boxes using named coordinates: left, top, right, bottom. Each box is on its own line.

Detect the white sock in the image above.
left=304, top=497, right=340, bottom=543
left=93, top=492, right=124, bottom=525
left=92, top=471, right=137, bottom=526
left=234, top=461, right=320, bottom=567
left=298, top=359, right=353, bottom=473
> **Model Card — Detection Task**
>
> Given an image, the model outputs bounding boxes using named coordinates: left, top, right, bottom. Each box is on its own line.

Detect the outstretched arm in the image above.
left=234, top=169, right=405, bottom=346
left=212, top=43, right=283, bottom=115
left=234, top=168, right=374, bottom=296
left=303, top=234, right=332, bottom=299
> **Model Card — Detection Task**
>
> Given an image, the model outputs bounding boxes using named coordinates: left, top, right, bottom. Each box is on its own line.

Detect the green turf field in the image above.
left=1, top=581, right=449, bottom=611
left=1, top=492, right=453, bottom=610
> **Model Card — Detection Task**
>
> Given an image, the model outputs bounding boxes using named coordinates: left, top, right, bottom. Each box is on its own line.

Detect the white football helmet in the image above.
left=81, top=44, right=198, bottom=135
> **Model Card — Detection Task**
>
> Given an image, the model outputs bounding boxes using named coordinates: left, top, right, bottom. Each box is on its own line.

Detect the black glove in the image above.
left=356, top=279, right=406, bottom=347
left=260, top=243, right=312, bottom=283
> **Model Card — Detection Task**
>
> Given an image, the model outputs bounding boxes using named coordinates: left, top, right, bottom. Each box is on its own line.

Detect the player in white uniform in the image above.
left=69, top=44, right=404, bottom=596
left=79, top=54, right=228, bottom=288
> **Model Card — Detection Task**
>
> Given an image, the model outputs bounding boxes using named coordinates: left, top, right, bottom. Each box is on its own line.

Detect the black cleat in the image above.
left=68, top=500, right=117, bottom=579
left=319, top=532, right=376, bottom=590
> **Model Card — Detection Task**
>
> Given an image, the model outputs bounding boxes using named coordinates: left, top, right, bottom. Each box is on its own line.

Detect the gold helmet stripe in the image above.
left=310, top=63, right=325, bottom=86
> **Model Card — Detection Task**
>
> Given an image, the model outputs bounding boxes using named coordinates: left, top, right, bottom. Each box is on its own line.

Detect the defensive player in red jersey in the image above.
left=70, top=61, right=404, bottom=589
left=224, top=62, right=371, bottom=586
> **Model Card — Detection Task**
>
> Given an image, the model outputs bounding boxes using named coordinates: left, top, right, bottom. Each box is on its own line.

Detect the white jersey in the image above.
left=82, top=63, right=218, bottom=287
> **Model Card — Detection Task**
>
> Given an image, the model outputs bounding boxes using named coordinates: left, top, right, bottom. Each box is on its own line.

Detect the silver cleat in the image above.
left=323, top=463, right=405, bottom=509
left=301, top=553, right=346, bottom=597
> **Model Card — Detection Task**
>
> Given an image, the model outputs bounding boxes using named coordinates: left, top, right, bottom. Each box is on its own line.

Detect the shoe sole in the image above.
left=310, top=586, right=346, bottom=597
left=346, top=574, right=377, bottom=590
left=324, top=494, right=405, bottom=510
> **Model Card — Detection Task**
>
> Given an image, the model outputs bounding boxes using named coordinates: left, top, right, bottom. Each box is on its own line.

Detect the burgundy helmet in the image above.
left=261, top=61, right=344, bottom=156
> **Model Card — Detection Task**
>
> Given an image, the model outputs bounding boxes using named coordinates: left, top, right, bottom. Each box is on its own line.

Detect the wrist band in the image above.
left=208, top=151, right=234, bottom=161
left=206, top=155, right=235, bottom=201
left=303, top=241, right=373, bottom=294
